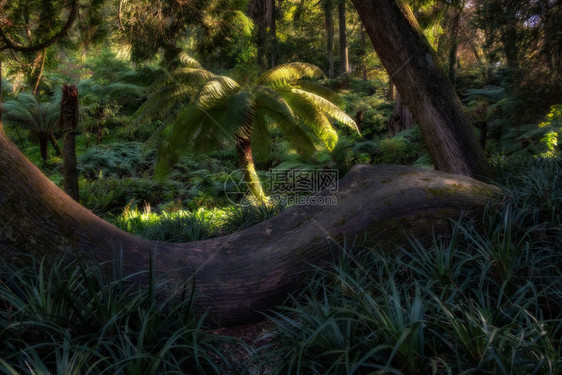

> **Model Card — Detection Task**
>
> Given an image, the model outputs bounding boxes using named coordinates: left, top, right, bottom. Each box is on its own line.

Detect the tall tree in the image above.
left=338, top=0, right=350, bottom=74
left=248, top=0, right=278, bottom=68
left=61, top=84, right=79, bottom=201
left=322, top=0, right=335, bottom=78
left=351, top=0, right=490, bottom=178
left=446, top=5, right=462, bottom=86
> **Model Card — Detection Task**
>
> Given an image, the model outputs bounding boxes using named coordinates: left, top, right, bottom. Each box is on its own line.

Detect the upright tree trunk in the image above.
left=49, top=133, right=63, bottom=157
left=0, top=59, right=3, bottom=131
left=389, top=91, right=415, bottom=135
left=0, top=130, right=499, bottom=325
left=447, top=11, right=460, bottom=87
left=61, top=84, right=79, bottom=201
left=351, top=0, right=490, bottom=178
left=270, top=0, right=278, bottom=67
left=360, top=26, right=368, bottom=81
left=324, top=0, right=335, bottom=78
left=38, top=132, right=49, bottom=160
left=338, top=0, right=350, bottom=74
left=248, top=0, right=271, bottom=69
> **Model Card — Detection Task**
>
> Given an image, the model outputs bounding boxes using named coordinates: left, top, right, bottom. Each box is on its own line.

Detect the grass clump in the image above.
left=0, top=255, right=244, bottom=374
left=255, top=156, right=561, bottom=374
left=111, top=201, right=286, bottom=242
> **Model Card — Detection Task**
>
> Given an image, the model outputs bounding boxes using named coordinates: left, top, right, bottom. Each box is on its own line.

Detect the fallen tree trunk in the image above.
left=0, top=131, right=500, bottom=325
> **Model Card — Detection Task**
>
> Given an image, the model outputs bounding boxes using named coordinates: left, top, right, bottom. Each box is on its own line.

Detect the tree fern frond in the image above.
left=132, top=68, right=215, bottom=124
left=223, top=90, right=254, bottom=141
left=257, top=63, right=325, bottom=85
left=291, top=88, right=359, bottom=134
left=2, top=94, right=59, bottom=133
left=196, top=76, right=240, bottom=108
left=252, top=109, right=273, bottom=162
left=295, top=80, right=345, bottom=108
left=253, top=86, right=316, bottom=156
left=102, top=83, right=145, bottom=99
left=282, top=92, right=338, bottom=151
left=178, top=52, right=203, bottom=69
left=462, top=85, right=505, bottom=103
left=252, top=87, right=296, bottom=127
left=230, top=10, right=254, bottom=37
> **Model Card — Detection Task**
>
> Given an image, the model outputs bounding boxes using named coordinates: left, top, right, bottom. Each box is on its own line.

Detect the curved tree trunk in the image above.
left=351, top=0, right=490, bottom=179
left=0, top=132, right=499, bottom=326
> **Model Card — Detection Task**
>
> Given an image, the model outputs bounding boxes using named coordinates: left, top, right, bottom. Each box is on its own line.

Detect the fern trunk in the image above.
left=38, top=132, right=49, bottom=160
left=236, top=134, right=266, bottom=201
left=0, top=131, right=500, bottom=326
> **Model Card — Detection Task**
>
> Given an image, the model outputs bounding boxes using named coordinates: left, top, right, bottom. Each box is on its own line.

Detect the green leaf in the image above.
left=257, top=62, right=325, bottom=85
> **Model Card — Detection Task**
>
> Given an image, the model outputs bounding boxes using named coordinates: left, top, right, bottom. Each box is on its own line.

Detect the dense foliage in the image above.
left=0, top=0, right=560, bottom=373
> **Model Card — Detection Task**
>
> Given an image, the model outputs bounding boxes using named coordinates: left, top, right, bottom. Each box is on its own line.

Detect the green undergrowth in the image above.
left=110, top=202, right=286, bottom=242
left=1, top=156, right=560, bottom=374
left=252, top=156, right=561, bottom=374
left=0, top=255, right=245, bottom=374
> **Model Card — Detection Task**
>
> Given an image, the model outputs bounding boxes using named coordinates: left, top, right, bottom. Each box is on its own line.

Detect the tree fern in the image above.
left=136, top=57, right=358, bottom=201
left=2, top=93, right=60, bottom=160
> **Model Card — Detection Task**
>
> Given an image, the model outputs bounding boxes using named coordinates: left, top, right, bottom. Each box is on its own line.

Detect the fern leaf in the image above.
left=179, top=52, right=203, bottom=69
left=291, top=88, right=359, bottom=134
left=257, top=62, right=325, bottom=85
left=295, top=80, right=345, bottom=108
left=196, top=76, right=240, bottom=108
left=252, top=109, right=273, bottom=162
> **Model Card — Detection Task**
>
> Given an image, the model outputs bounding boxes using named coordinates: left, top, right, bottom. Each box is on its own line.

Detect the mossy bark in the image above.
left=0, top=132, right=500, bottom=326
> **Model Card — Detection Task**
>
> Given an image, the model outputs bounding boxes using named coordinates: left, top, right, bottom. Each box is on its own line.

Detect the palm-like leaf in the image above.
left=290, top=89, right=359, bottom=133
left=136, top=57, right=357, bottom=195
left=2, top=93, right=60, bottom=133
left=256, top=62, right=325, bottom=85
left=295, top=80, right=345, bottom=108
left=134, top=68, right=215, bottom=124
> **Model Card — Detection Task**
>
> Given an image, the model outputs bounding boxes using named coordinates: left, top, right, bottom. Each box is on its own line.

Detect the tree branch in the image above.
left=0, top=0, right=78, bottom=52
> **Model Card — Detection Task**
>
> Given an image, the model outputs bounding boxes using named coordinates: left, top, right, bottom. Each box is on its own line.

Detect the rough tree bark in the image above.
left=323, top=0, right=335, bottom=78
left=61, top=84, right=80, bottom=201
left=1, top=59, right=3, bottom=130
left=351, top=0, right=490, bottom=178
left=389, top=90, right=415, bottom=135
left=338, top=0, right=350, bottom=74
left=0, top=132, right=499, bottom=325
left=447, top=10, right=461, bottom=87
